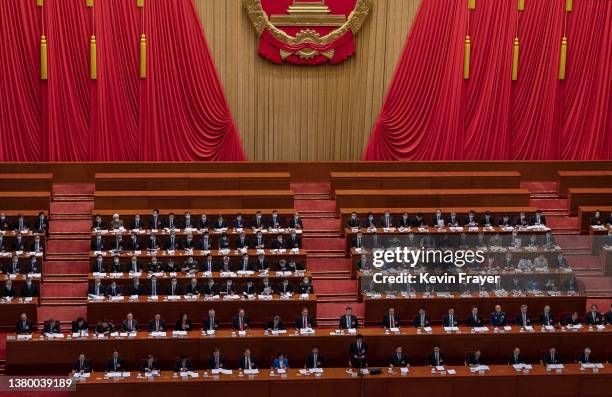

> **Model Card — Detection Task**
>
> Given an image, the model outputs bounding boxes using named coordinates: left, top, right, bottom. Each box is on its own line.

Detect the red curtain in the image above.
left=0, top=0, right=244, bottom=162
left=364, top=0, right=612, bottom=161
left=0, top=0, right=42, bottom=161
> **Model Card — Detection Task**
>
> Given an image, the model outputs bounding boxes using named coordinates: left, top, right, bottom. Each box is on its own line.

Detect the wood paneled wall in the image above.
left=195, top=0, right=421, bottom=160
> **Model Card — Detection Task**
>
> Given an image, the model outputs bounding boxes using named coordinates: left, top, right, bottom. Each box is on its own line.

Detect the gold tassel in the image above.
left=41, top=35, right=47, bottom=80
left=468, top=0, right=475, bottom=10
left=559, top=36, right=567, bottom=80
left=140, top=34, right=147, bottom=79
left=86, top=0, right=93, bottom=7
left=37, top=0, right=43, bottom=6
left=518, top=0, right=525, bottom=11
left=512, top=37, right=519, bottom=81
left=137, top=0, right=144, bottom=7
left=565, top=0, right=572, bottom=12
left=90, top=35, right=97, bottom=80
left=463, top=36, right=471, bottom=80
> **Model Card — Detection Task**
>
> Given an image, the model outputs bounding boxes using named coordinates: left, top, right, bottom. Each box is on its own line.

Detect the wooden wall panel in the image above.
left=194, top=0, right=421, bottom=160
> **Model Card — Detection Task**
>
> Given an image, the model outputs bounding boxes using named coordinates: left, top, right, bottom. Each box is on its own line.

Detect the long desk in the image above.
left=558, top=171, right=612, bottom=196
left=335, top=189, right=531, bottom=209
left=578, top=206, right=612, bottom=233
left=94, top=190, right=294, bottom=210
left=68, top=365, right=612, bottom=397
left=86, top=295, right=316, bottom=329
left=0, top=297, right=38, bottom=331
left=568, top=188, right=612, bottom=216
left=95, top=172, right=291, bottom=191
left=0, top=173, right=53, bottom=191
left=6, top=327, right=610, bottom=373
left=331, top=171, right=521, bottom=190
left=364, top=295, right=587, bottom=326
left=0, top=192, right=50, bottom=210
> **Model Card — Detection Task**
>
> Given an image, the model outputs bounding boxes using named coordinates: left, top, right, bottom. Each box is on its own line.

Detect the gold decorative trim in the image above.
left=243, top=0, right=370, bottom=45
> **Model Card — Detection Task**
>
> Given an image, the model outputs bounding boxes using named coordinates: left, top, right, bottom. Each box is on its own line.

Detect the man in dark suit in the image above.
left=127, top=232, right=141, bottom=251
left=71, top=317, right=89, bottom=333
left=466, top=306, right=483, bottom=327
left=266, top=315, right=285, bottom=331
left=202, top=279, right=217, bottom=296
left=286, top=230, right=302, bottom=249
left=130, top=214, right=143, bottom=230
left=149, top=210, right=162, bottom=230
left=31, top=236, right=44, bottom=253
left=578, top=348, right=594, bottom=364
left=252, top=211, right=266, bottom=229
left=251, top=232, right=265, bottom=249
left=253, top=254, right=268, bottom=272
left=339, top=307, right=359, bottom=329
left=414, top=307, right=430, bottom=328
left=13, top=233, right=26, bottom=251
left=167, top=277, right=182, bottom=296
left=467, top=350, right=485, bottom=367
left=72, top=354, right=92, bottom=374
left=351, top=232, right=364, bottom=249
left=232, top=213, right=247, bottom=229
left=34, top=212, right=48, bottom=234
left=203, top=309, right=220, bottom=331
left=585, top=304, right=603, bottom=325
left=346, top=212, right=360, bottom=228
left=481, top=211, right=495, bottom=227
left=239, top=348, right=258, bottom=370
left=16, top=313, right=34, bottom=334
left=464, top=211, right=478, bottom=226
left=604, top=304, right=612, bottom=325
left=509, top=347, right=525, bottom=365
left=165, top=230, right=179, bottom=251
left=148, top=314, right=166, bottom=332
left=218, top=234, right=230, bottom=250
left=208, top=348, right=225, bottom=369
left=213, top=215, right=227, bottom=230
left=91, top=255, right=106, bottom=274
left=432, top=209, right=445, bottom=227
left=379, top=211, right=394, bottom=228
left=110, top=234, right=124, bottom=253
left=235, top=232, right=250, bottom=250
left=427, top=345, right=446, bottom=366
left=411, top=213, right=426, bottom=228
left=42, top=318, right=61, bottom=334
left=238, top=254, right=253, bottom=272
left=306, top=346, right=324, bottom=369
left=299, top=277, right=314, bottom=294
left=515, top=304, right=532, bottom=327
left=2, top=279, right=16, bottom=298
left=515, top=211, right=529, bottom=227
left=20, top=277, right=39, bottom=297
left=92, top=215, right=105, bottom=231
left=200, top=254, right=216, bottom=273
left=288, top=212, right=303, bottom=229
left=389, top=346, right=408, bottom=367
left=543, top=347, right=561, bottom=365
left=539, top=305, right=555, bottom=326
left=91, top=232, right=104, bottom=251
left=140, top=354, right=161, bottom=373
left=200, top=233, right=213, bottom=251
left=26, top=257, right=41, bottom=274
left=106, top=281, right=122, bottom=297
left=349, top=334, right=367, bottom=368
left=106, top=349, right=125, bottom=372
left=94, top=320, right=115, bottom=335
left=442, top=308, right=459, bottom=327
left=147, top=276, right=160, bottom=296
left=295, top=307, right=316, bottom=330
left=531, top=210, right=546, bottom=226
left=121, top=313, right=139, bottom=332
left=382, top=308, right=400, bottom=329
left=185, top=278, right=201, bottom=295
left=232, top=309, right=249, bottom=331
left=269, top=210, right=282, bottom=229
left=242, top=281, right=256, bottom=295
left=173, top=355, right=193, bottom=373
left=278, top=279, right=293, bottom=295
left=5, top=256, right=20, bottom=275
left=147, top=233, right=160, bottom=250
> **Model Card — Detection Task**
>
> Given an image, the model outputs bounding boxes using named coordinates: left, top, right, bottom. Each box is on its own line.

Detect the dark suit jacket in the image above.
left=339, top=314, right=359, bottom=329
left=3, top=286, right=17, bottom=298
left=140, top=359, right=161, bottom=372
left=106, top=357, right=125, bottom=372
left=239, top=355, right=258, bottom=370
left=531, top=214, right=547, bottom=225
left=121, top=319, right=139, bottom=332
left=266, top=319, right=286, bottom=331
left=466, top=314, right=483, bottom=327
left=127, top=284, right=144, bottom=296
left=509, top=354, right=525, bottom=365
left=515, top=313, right=532, bottom=326
left=148, top=319, right=167, bottom=332
left=467, top=353, right=485, bottom=366
left=442, top=314, right=459, bottom=327
left=43, top=321, right=61, bottom=334
left=604, top=311, right=612, bottom=325
left=30, top=240, right=45, bottom=252
left=543, top=352, right=561, bottom=365
left=20, top=283, right=39, bottom=297
left=349, top=342, right=368, bottom=366
left=16, top=319, right=34, bottom=334
left=175, top=319, right=193, bottom=331
left=578, top=353, right=594, bottom=364
left=288, top=218, right=303, bottom=229
left=295, top=316, right=316, bottom=329
left=91, top=237, right=104, bottom=251
left=202, top=317, right=220, bottom=331
left=208, top=355, right=225, bottom=369
left=585, top=311, right=603, bottom=325
left=427, top=352, right=446, bottom=366
left=72, top=358, right=92, bottom=373
left=166, top=284, right=182, bottom=296
left=231, top=315, right=250, bottom=330
left=382, top=314, right=400, bottom=328
left=539, top=312, right=555, bottom=326
left=127, top=238, right=141, bottom=251
left=389, top=352, right=408, bottom=367
left=413, top=314, right=431, bottom=328
left=185, top=283, right=201, bottom=295
left=34, top=218, right=49, bottom=233
left=306, top=353, right=324, bottom=368
left=71, top=320, right=89, bottom=333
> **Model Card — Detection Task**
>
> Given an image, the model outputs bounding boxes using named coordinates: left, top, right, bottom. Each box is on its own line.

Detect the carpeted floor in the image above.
left=290, top=182, right=332, bottom=194
left=307, top=258, right=352, bottom=272
left=529, top=198, right=568, bottom=211
left=295, top=199, right=336, bottom=212
left=520, top=181, right=559, bottom=193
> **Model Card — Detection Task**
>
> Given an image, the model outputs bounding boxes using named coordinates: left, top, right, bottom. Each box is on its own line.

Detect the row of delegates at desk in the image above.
left=71, top=346, right=325, bottom=376
left=590, top=210, right=612, bottom=226
left=377, top=303, right=612, bottom=329
left=347, top=209, right=548, bottom=229
left=92, top=230, right=303, bottom=252
left=0, top=234, right=45, bottom=253
left=0, top=212, right=48, bottom=233
left=1, top=255, right=43, bottom=274
left=352, top=230, right=557, bottom=251
left=91, top=254, right=305, bottom=274
left=92, top=211, right=304, bottom=231
left=1, top=277, right=39, bottom=298
left=88, top=275, right=314, bottom=297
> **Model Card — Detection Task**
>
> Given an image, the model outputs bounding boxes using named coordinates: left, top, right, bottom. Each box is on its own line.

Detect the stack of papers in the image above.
left=179, top=371, right=199, bottom=378
left=211, top=369, right=233, bottom=375
left=243, top=369, right=259, bottom=375
left=73, top=372, right=91, bottom=378
left=512, top=364, right=533, bottom=370
left=547, top=364, right=565, bottom=370
left=469, top=365, right=490, bottom=372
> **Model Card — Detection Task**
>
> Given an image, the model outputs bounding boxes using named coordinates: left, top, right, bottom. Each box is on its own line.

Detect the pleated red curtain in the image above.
left=0, top=0, right=245, bottom=162
left=364, top=0, right=612, bottom=161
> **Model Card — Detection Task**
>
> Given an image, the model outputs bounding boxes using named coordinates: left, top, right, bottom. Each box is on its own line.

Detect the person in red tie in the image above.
left=232, top=309, right=250, bottom=331
left=383, top=308, right=400, bottom=329
left=295, top=307, right=316, bottom=330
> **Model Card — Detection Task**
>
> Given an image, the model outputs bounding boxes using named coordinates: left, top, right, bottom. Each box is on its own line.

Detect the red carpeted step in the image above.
left=554, top=235, right=590, bottom=250
left=308, top=258, right=353, bottom=272
left=44, top=261, right=89, bottom=275
left=52, top=183, right=95, bottom=195
left=290, top=182, right=332, bottom=194
left=317, top=302, right=364, bottom=319
left=547, top=216, right=578, bottom=230
left=46, top=239, right=90, bottom=253
left=295, top=199, right=336, bottom=212
left=313, top=279, right=357, bottom=294
left=37, top=305, right=87, bottom=322
left=50, top=200, right=94, bottom=215
left=40, top=283, right=88, bottom=298
left=564, top=255, right=603, bottom=271
left=520, top=181, right=559, bottom=194
left=303, top=218, right=340, bottom=231
left=529, top=198, right=568, bottom=211
left=303, top=238, right=345, bottom=251
left=577, top=276, right=612, bottom=296
left=49, top=220, right=91, bottom=233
